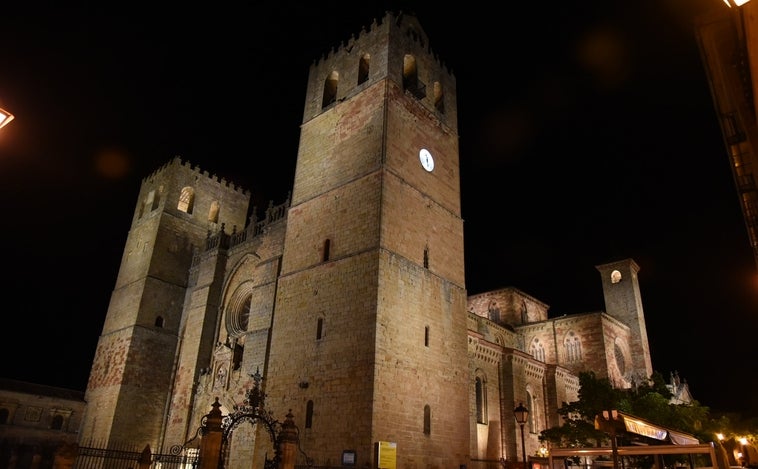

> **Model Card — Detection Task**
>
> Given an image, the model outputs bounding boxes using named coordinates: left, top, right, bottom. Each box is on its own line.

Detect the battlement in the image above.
left=312, top=11, right=453, bottom=78
left=142, top=155, right=249, bottom=197
left=302, top=10, right=458, bottom=129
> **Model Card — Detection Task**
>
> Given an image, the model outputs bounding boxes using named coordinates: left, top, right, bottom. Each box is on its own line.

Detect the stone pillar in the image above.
left=137, top=445, right=151, bottom=469
left=278, top=410, right=298, bottom=469
left=199, top=398, right=224, bottom=469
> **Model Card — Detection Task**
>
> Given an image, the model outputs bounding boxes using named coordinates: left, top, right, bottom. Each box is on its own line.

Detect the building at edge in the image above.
left=78, top=11, right=660, bottom=468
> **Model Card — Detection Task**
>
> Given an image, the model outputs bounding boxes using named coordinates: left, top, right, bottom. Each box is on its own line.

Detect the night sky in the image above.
left=1, top=1, right=756, bottom=416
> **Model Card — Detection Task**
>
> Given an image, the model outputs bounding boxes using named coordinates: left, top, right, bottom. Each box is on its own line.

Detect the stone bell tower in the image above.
left=263, top=11, right=470, bottom=468
left=596, top=258, right=653, bottom=382
left=79, top=157, right=249, bottom=450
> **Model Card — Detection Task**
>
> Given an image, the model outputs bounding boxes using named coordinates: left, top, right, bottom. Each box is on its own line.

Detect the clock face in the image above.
left=419, top=148, right=434, bottom=172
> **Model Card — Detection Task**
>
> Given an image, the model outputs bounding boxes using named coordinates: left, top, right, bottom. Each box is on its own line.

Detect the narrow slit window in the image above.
left=475, top=376, right=487, bottom=424
left=316, top=318, right=323, bottom=340
left=305, top=400, right=314, bottom=429
left=424, top=326, right=429, bottom=347
left=151, top=189, right=161, bottom=211
left=527, top=392, right=536, bottom=433
left=423, top=405, right=431, bottom=435
left=323, top=239, right=331, bottom=262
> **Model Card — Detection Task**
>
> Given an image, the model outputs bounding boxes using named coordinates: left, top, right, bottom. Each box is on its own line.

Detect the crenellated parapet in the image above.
left=142, top=155, right=249, bottom=196
left=302, top=10, right=458, bottom=130
left=312, top=11, right=453, bottom=78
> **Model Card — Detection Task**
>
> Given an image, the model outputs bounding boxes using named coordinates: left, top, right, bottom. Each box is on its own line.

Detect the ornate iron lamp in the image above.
left=514, top=403, right=529, bottom=469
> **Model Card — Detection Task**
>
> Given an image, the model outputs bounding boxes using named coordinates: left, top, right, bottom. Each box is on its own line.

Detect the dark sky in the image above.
left=1, top=1, right=756, bottom=416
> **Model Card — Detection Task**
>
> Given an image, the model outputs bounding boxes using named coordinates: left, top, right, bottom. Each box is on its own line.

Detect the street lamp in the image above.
left=514, top=403, right=529, bottom=469
left=740, top=437, right=749, bottom=467
left=0, top=107, right=13, bottom=130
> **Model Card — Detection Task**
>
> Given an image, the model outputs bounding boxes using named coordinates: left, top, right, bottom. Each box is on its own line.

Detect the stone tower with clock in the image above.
left=596, top=259, right=653, bottom=384
left=76, top=9, right=668, bottom=469
left=263, top=11, right=469, bottom=467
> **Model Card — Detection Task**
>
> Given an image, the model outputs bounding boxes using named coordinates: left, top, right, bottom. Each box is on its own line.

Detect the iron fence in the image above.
left=73, top=445, right=199, bottom=469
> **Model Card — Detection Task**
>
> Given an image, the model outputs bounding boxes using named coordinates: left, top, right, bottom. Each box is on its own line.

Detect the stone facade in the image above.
left=0, top=379, right=85, bottom=468
left=79, top=11, right=655, bottom=469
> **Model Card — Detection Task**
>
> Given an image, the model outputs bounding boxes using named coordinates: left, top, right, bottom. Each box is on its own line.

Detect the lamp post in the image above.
left=0, top=107, right=13, bottom=130
left=602, top=410, right=620, bottom=469
left=514, top=403, right=529, bottom=469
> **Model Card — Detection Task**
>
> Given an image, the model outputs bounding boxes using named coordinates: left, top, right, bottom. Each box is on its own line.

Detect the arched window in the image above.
left=564, top=331, right=582, bottom=362
left=178, top=187, right=195, bottom=214
left=358, top=53, right=370, bottom=85
left=322, top=71, right=339, bottom=108
left=488, top=301, right=500, bottom=323
left=208, top=200, right=220, bottom=224
left=403, top=54, right=425, bottom=99
left=475, top=374, right=487, bottom=424
left=530, top=338, right=545, bottom=362
left=433, top=81, right=444, bottom=113
left=154, top=316, right=164, bottom=328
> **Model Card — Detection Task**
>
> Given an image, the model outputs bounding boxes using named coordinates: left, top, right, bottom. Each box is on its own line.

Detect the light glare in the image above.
left=0, top=108, right=14, bottom=130
left=724, top=0, right=753, bottom=6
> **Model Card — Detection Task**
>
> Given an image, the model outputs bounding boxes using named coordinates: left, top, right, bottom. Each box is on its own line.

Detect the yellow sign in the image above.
left=377, top=441, right=397, bottom=469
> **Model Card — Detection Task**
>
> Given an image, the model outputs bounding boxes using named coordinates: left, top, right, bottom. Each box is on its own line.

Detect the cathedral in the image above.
left=78, top=11, right=656, bottom=469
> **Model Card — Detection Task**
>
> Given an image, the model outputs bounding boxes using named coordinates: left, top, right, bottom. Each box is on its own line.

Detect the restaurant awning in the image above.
left=594, top=411, right=700, bottom=445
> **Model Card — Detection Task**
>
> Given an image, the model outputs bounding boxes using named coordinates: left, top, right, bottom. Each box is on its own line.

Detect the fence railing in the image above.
left=73, top=445, right=199, bottom=469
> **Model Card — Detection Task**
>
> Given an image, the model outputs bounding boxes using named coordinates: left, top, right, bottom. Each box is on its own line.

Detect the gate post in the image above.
left=199, top=398, right=224, bottom=469
left=137, top=445, right=151, bottom=469
left=277, top=410, right=298, bottom=469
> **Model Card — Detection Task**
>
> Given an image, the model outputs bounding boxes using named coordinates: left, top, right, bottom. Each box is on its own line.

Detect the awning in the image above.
left=595, top=411, right=700, bottom=445
left=669, top=430, right=700, bottom=446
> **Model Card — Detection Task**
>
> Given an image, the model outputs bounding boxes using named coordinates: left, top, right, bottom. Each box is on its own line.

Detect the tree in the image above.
left=539, top=371, right=712, bottom=448
left=539, top=371, right=620, bottom=448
